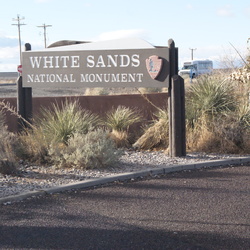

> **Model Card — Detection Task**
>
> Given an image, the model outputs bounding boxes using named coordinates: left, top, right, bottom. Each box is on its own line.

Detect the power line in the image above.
left=189, top=48, right=197, bottom=61
left=12, top=14, right=26, bottom=65
left=37, top=24, right=52, bottom=48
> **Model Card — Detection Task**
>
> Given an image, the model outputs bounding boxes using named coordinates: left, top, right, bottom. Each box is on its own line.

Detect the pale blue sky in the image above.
left=0, top=0, right=250, bottom=71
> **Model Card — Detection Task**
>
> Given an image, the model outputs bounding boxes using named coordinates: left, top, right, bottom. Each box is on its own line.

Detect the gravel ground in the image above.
left=0, top=149, right=247, bottom=199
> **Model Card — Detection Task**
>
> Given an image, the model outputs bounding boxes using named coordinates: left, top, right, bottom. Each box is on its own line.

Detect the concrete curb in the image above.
left=1, top=157, right=250, bottom=205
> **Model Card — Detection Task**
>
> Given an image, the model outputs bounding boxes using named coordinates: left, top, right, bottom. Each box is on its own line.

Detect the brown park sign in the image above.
left=19, top=39, right=185, bottom=157
left=22, top=47, right=170, bottom=88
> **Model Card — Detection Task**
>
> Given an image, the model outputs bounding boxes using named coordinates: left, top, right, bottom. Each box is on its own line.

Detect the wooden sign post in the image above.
left=17, top=43, right=32, bottom=130
left=168, top=39, right=186, bottom=157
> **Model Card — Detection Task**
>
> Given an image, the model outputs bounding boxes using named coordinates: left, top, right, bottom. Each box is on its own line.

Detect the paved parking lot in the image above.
left=1, top=164, right=249, bottom=249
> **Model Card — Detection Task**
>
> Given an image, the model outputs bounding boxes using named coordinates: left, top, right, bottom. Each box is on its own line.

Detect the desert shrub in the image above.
left=38, top=99, right=101, bottom=145
left=186, top=74, right=250, bottom=154
left=18, top=126, right=49, bottom=163
left=133, top=108, right=168, bottom=150
left=0, top=100, right=48, bottom=163
left=187, top=113, right=250, bottom=154
left=186, top=75, right=236, bottom=126
left=105, top=105, right=142, bottom=147
left=48, top=129, right=121, bottom=169
left=18, top=99, right=101, bottom=163
left=0, top=126, right=19, bottom=175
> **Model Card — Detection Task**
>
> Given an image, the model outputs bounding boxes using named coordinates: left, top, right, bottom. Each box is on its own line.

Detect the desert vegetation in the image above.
left=1, top=47, right=250, bottom=175
left=185, top=73, right=250, bottom=153
left=105, top=105, right=142, bottom=147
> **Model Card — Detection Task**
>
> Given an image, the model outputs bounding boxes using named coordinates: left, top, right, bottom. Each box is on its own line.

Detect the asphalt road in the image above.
left=0, top=165, right=250, bottom=250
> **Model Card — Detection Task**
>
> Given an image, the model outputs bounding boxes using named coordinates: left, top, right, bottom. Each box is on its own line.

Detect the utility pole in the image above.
left=37, top=23, right=52, bottom=48
left=189, top=48, right=196, bottom=61
left=12, top=14, right=26, bottom=65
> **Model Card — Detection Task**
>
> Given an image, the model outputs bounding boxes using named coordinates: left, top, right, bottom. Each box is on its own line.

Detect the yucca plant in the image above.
left=186, top=75, right=236, bottom=128
left=105, top=105, right=142, bottom=147
left=185, top=74, right=250, bottom=154
left=38, top=99, right=101, bottom=145
left=105, top=105, right=142, bottom=132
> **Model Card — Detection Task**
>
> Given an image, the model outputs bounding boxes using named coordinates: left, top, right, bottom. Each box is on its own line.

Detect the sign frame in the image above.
left=22, top=47, right=170, bottom=89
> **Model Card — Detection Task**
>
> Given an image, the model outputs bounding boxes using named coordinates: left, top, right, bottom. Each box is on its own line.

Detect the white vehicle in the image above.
left=178, top=60, right=213, bottom=78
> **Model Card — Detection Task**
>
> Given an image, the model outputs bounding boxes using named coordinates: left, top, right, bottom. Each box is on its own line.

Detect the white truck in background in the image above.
left=178, top=60, right=213, bottom=78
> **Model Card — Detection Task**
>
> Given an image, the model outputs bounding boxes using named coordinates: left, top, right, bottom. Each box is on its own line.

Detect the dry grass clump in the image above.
left=133, top=119, right=168, bottom=150
left=84, top=88, right=109, bottom=96
left=133, top=108, right=168, bottom=150
left=105, top=105, right=143, bottom=147
left=137, top=87, right=163, bottom=94
left=0, top=79, right=16, bottom=84
left=108, top=130, right=129, bottom=148
left=187, top=114, right=250, bottom=154
left=18, top=126, right=49, bottom=163
left=0, top=112, right=19, bottom=175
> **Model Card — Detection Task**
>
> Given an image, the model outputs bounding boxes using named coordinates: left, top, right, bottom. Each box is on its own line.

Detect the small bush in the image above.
left=18, top=126, right=49, bottom=163
left=105, top=105, right=142, bottom=147
left=49, top=129, right=121, bottom=169
left=38, top=99, right=101, bottom=145
left=0, top=126, right=19, bottom=175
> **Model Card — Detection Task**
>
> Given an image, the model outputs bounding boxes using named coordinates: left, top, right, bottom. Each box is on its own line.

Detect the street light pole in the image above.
left=12, top=15, right=26, bottom=65
left=189, top=48, right=197, bottom=61
left=37, top=24, right=52, bottom=48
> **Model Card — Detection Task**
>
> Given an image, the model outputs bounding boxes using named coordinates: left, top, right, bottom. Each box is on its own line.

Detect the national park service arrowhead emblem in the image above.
left=146, top=55, right=163, bottom=80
